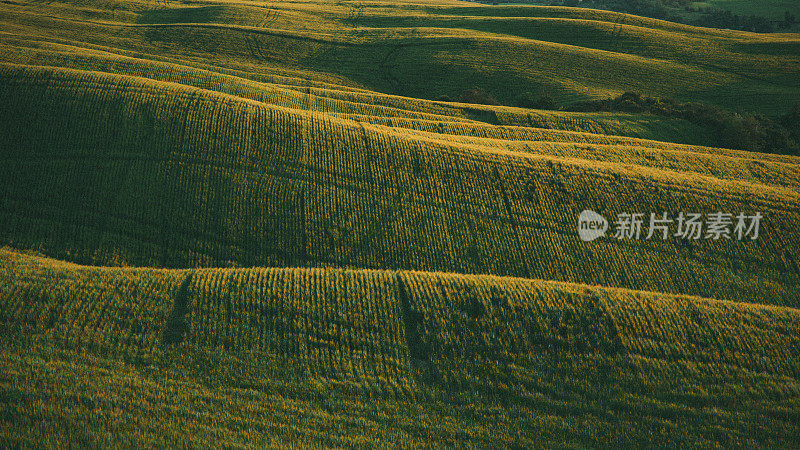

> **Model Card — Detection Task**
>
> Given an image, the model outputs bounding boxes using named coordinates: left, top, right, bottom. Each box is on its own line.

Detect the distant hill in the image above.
left=1, top=0, right=799, bottom=114
left=490, top=0, right=800, bottom=33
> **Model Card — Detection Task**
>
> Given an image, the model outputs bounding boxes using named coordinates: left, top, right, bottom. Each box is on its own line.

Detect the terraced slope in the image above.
left=1, top=0, right=799, bottom=446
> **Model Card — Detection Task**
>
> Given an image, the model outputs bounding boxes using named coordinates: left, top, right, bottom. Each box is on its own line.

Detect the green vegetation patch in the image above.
left=1, top=250, right=798, bottom=447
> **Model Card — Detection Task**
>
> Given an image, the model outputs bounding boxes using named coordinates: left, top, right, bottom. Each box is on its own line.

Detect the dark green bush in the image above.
left=457, top=87, right=500, bottom=106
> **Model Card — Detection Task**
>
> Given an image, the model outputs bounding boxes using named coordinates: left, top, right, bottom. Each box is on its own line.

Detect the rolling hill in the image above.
left=0, top=0, right=799, bottom=446
left=3, top=248, right=799, bottom=446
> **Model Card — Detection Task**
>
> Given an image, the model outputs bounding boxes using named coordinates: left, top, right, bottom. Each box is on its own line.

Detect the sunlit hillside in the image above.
left=0, top=0, right=798, bottom=446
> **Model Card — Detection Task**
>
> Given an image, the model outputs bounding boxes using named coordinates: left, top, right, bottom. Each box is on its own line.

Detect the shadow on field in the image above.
left=137, top=5, right=225, bottom=24
left=162, top=274, right=193, bottom=345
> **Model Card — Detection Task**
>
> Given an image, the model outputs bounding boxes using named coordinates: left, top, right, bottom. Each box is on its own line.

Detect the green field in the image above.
left=1, top=0, right=799, bottom=446
left=692, top=0, right=800, bottom=20
left=3, top=249, right=799, bottom=446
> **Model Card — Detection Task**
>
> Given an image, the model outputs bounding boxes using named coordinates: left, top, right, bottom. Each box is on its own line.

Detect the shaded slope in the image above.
left=0, top=33, right=726, bottom=146
left=1, top=64, right=799, bottom=306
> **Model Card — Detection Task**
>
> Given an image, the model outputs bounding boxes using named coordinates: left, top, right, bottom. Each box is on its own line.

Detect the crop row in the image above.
left=1, top=65, right=799, bottom=305
left=3, top=248, right=798, bottom=392
left=4, top=2, right=799, bottom=114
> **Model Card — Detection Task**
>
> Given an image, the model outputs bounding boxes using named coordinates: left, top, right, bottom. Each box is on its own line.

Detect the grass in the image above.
left=1, top=63, right=798, bottom=305
left=691, top=0, right=800, bottom=20
left=1, top=0, right=799, bottom=113
left=0, top=0, right=799, bottom=446
left=2, top=249, right=798, bottom=447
